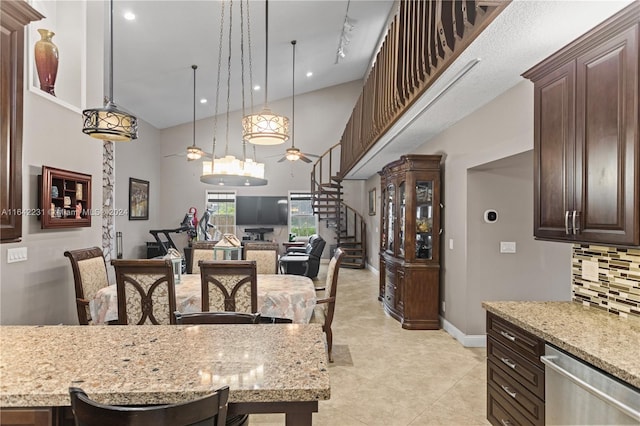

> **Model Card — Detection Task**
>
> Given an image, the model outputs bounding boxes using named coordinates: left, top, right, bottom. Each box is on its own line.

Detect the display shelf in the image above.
left=39, top=165, right=91, bottom=229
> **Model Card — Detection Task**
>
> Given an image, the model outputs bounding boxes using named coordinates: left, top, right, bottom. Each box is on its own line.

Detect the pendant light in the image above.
left=241, top=0, right=289, bottom=145
left=201, top=0, right=267, bottom=186
left=186, top=65, right=204, bottom=161
left=286, top=40, right=300, bottom=162
left=82, top=0, right=137, bottom=141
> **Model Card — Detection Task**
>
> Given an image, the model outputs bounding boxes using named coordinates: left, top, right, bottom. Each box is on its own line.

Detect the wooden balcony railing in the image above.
left=340, top=0, right=510, bottom=175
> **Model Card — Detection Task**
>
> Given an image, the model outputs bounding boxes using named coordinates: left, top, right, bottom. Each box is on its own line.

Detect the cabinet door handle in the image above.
left=500, top=331, right=516, bottom=342
left=500, top=419, right=512, bottom=426
left=500, top=357, right=517, bottom=369
left=501, top=384, right=517, bottom=399
left=565, top=210, right=570, bottom=234
left=572, top=210, right=580, bottom=234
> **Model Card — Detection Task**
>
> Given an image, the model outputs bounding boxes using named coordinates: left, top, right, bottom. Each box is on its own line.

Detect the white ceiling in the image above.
left=111, top=0, right=635, bottom=179
left=111, top=0, right=395, bottom=129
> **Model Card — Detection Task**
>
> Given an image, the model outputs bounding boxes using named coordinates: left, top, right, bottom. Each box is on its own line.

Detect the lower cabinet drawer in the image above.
left=488, top=360, right=544, bottom=426
left=488, top=337, right=545, bottom=399
left=487, top=385, right=536, bottom=426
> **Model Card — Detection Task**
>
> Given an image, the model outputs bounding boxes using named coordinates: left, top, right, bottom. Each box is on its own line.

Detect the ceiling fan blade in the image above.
left=164, top=152, right=186, bottom=158
left=299, top=154, right=313, bottom=163
left=277, top=156, right=287, bottom=163
left=304, top=153, right=320, bottom=158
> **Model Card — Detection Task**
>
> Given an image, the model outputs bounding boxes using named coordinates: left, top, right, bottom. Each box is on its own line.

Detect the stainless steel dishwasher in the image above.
left=541, top=344, right=640, bottom=425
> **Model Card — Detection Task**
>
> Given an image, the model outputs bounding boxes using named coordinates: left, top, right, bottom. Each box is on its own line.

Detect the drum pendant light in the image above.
left=241, top=0, right=289, bottom=145
left=82, top=0, right=137, bottom=141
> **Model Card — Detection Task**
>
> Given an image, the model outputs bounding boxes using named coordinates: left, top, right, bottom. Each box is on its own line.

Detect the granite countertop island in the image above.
left=0, top=324, right=330, bottom=408
left=483, top=301, right=640, bottom=389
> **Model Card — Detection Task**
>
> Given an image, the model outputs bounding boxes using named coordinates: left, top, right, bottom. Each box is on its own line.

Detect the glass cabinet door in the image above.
left=415, top=181, right=433, bottom=260
left=399, top=182, right=406, bottom=257
left=386, top=184, right=395, bottom=253
left=381, top=186, right=387, bottom=250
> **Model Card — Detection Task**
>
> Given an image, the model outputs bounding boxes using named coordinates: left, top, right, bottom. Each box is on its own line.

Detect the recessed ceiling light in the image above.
left=306, top=71, right=313, bottom=77
left=253, top=85, right=261, bottom=91
left=200, top=98, right=207, bottom=104
left=123, top=11, right=135, bottom=20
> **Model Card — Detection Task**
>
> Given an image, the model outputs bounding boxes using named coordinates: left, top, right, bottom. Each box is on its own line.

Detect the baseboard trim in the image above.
left=441, top=317, right=486, bottom=348
left=366, top=263, right=379, bottom=275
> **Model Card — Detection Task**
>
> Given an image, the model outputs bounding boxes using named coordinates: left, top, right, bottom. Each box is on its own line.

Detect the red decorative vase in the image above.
left=34, top=29, right=59, bottom=96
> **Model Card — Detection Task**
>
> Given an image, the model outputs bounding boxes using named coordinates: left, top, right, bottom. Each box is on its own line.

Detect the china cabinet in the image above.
left=523, top=3, right=639, bottom=246
left=39, top=166, right=92, bottom=229
left=378, top=155, right=442, bottom=330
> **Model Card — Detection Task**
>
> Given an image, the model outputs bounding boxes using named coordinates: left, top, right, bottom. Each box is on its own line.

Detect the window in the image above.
left=203, top=191, right=236, bottom=238
left=288, top=192, right=317, bottom=238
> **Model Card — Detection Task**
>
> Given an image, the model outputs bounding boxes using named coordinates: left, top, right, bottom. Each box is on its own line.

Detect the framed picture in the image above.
left=129, top=178, right=149, bottom=220
left=368, top=188, right=376, bottom=216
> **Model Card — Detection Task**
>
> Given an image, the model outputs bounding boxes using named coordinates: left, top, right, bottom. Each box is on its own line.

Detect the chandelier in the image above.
left=241, top=0, right=289, bottom=145
left=201, top=0, right=267, bottom=186
left=82, top=0, right=137, bottom=141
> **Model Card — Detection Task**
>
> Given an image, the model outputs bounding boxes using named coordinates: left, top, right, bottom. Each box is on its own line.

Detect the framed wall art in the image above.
left=368, top=188, right=376, bottom=216
left=128, top=178, right=149, bottom=220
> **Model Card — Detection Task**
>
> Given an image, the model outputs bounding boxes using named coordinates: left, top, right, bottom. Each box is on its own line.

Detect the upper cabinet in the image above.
left=0, top=1, right=44, bottom=242
left=523, top=3, right=639, bottom=247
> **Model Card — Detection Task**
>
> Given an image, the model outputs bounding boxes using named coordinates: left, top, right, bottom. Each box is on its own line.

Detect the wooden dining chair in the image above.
left=199, top=260, right=257, bottom=313
left=191, top=241, right=218, bottom=274
left=111, top=259, right=177, bottom=325
left=310, top=247, right=345, bottom=362
left=174, top=311, right=261, bottom=324
left=243, top=242, right=279, bottom=274
left=69, top=385, right=229, bottom=426
left=64, top=247, right=110, bottom=325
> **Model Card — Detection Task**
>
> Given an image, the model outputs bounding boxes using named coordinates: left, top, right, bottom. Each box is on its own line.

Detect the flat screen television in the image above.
left=236, top=196, right=288, bottom=225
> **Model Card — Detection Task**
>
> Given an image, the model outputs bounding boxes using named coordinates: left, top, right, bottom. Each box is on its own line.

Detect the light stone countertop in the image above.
left=0, top=324, right=330, bottom=407
left=482, top=301, right=640, bottom=388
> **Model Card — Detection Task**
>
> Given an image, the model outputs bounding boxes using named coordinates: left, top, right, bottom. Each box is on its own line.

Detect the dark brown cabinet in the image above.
left=523, top=3, right=639, bottom=246
left=486, top=312, right=545, bottom=426
left=39, top=166, right=92, bottom=229
left=0, top=1, right=43, bottom=242
left=379, top=155, right=442, bottom=330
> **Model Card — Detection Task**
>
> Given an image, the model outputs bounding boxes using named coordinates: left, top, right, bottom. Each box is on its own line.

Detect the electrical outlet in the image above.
left=582, top=260, right=599, bottom=282
left=442, top=301, right=446, bottom=313
left=500, top=241, right=516, bottom=253
left=449, top=239, right=454, bottom=250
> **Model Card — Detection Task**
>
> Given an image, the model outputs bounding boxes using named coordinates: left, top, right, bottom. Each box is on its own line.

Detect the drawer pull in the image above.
left=500, top=357, right=517, bottom=369
left=500, top=331, right=516, bottom=342
left=500, top=384, right=517, bottom=399
left=500, top=419, right=512, bottom=426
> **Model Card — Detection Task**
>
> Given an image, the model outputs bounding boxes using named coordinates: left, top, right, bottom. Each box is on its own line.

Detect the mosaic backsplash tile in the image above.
left=572, top=245, right=640, bottom=318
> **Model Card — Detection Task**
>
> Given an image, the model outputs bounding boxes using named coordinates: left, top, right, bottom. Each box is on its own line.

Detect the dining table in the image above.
left=0, top=324, right=330, bottom=425
left=90, top=273, right=317, bottom=325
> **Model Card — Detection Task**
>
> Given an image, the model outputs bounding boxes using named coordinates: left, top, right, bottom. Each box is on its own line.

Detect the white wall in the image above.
left=466, top=151, right=571, bottom=335
left=0, top=1, right=105, bottom=325
left=113, top=120, right=163, bottom=259
left=409, top=81, right=572, bottom=337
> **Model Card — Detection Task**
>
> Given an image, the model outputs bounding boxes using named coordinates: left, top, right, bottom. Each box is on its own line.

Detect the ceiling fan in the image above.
left=164, top=65, right=211, bottom=161
left=276, top=40, right=319, bottom=164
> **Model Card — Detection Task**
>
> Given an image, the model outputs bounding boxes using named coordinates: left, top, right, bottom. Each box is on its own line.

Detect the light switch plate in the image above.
left=582, top=260, right=599, bottom=282
left=7, top=247, right=27, bottom=263
left=500, top=241, right=516, bottom=253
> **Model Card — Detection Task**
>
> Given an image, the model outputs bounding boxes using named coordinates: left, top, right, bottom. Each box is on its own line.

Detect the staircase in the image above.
left=311, top=143, right=366, bottom=269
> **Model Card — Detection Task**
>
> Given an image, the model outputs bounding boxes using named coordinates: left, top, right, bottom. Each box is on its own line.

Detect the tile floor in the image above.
left=251, top=266, right=490, bottom=425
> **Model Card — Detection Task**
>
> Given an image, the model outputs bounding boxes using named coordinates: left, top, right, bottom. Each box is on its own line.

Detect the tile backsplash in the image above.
left=572, top=245, right=640, bottom=318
